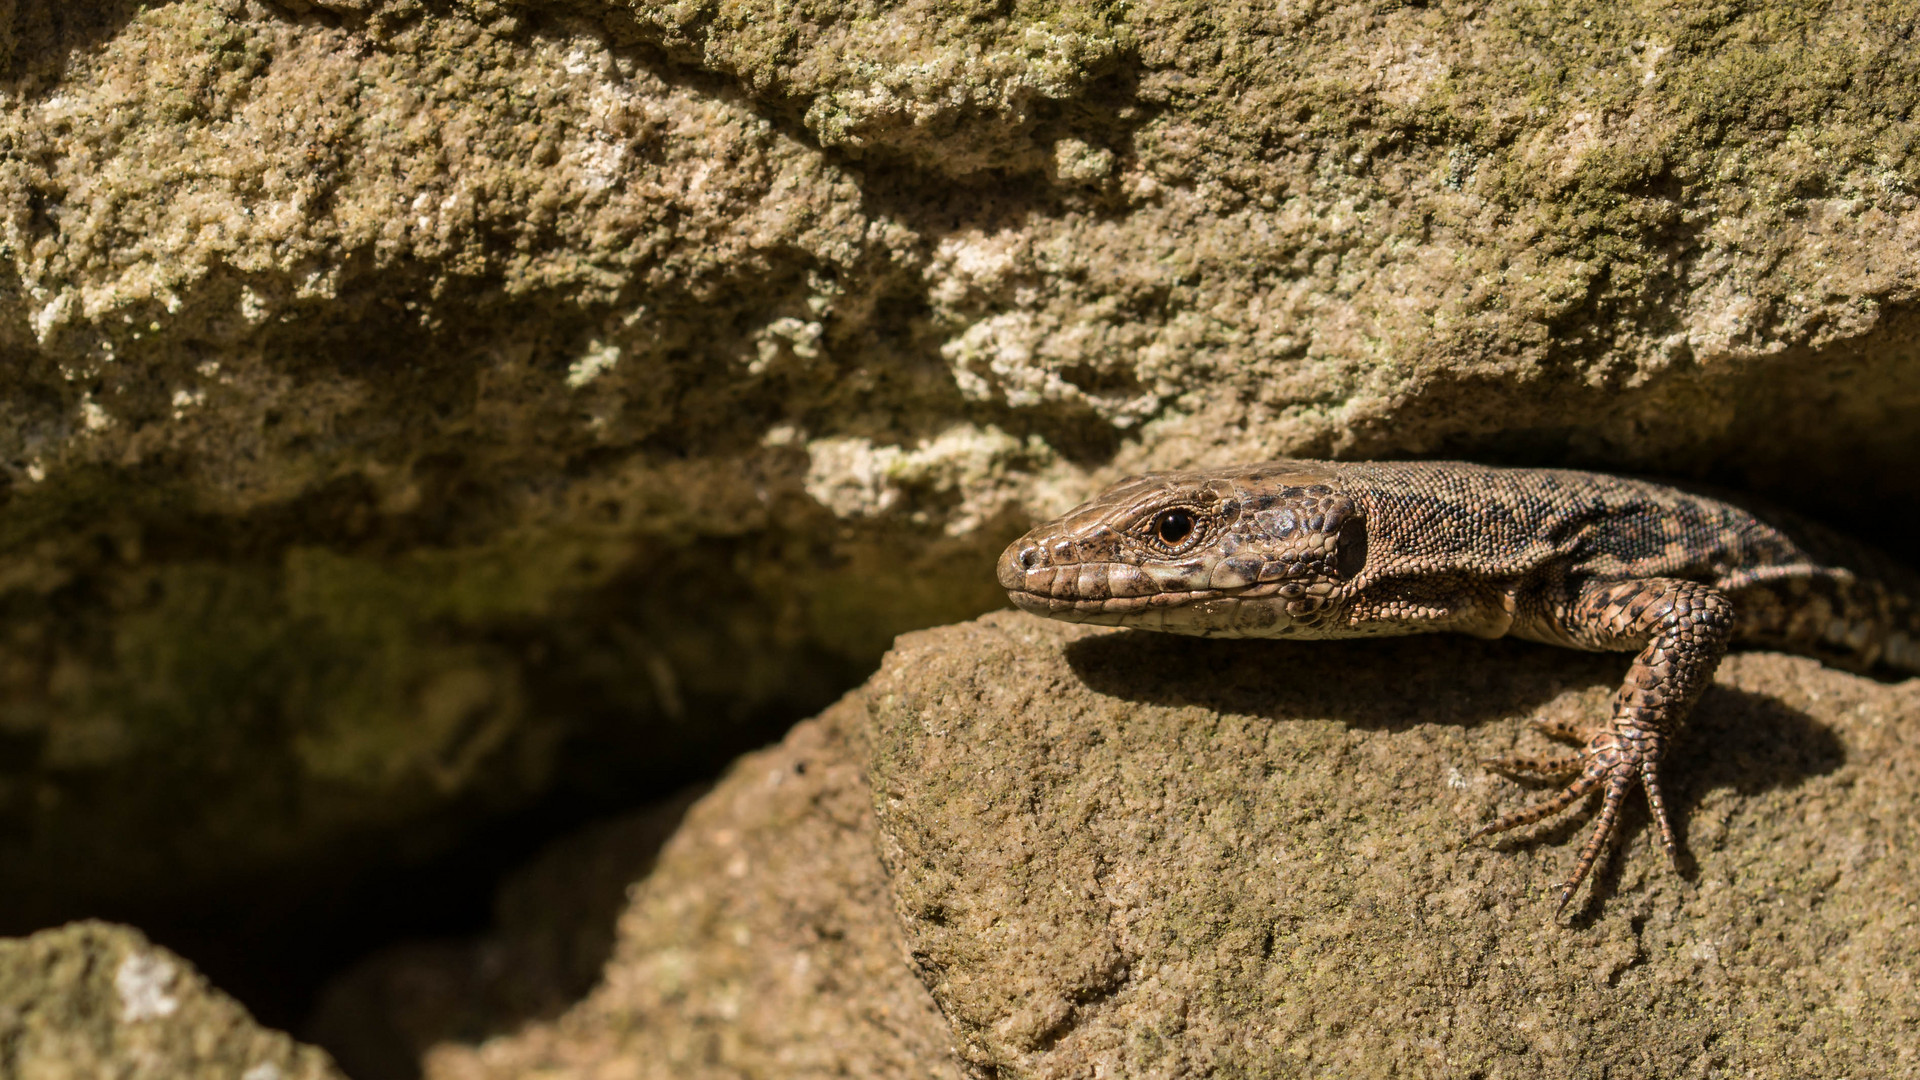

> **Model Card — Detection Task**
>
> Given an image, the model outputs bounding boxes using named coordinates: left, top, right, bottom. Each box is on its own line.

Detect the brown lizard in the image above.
left=995, top=459, right=1920, bottom=913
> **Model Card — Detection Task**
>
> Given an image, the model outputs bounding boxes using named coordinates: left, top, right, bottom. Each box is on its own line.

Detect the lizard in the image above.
left=994, top=459, right=1920, bottom=914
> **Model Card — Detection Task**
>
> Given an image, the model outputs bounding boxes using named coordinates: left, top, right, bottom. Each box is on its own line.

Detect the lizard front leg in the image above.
left=1472, top=578, right=1736, bottom=913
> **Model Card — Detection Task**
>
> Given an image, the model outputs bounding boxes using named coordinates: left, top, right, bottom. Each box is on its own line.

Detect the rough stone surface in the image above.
left=5, top=0, right=1920, bottom=982
left=0, top=0, right=1009, bottom=917
left=865, top=611, right=1920, bottom=1078
left=0, top=920, right=344, bottom=1079
left=412, top=693, right=961, bottom=1080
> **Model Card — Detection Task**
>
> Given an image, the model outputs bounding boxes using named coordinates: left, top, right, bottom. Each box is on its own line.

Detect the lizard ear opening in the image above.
left=1335, top=513, right=1368, bottom=580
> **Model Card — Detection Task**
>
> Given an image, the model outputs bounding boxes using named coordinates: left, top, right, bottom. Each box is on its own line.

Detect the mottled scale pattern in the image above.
left=996, top=460, right=1920, bottom=914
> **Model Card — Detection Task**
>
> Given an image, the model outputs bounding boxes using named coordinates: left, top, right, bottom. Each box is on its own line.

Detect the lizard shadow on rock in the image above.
left=1063, top=630, right=1843, bottom=917
left=1061, top=630, right=1843, bottom=798
left=1067, top=626, right=1843, bottom=787
left=1063, top=630, right=1604, bottom=734
left=1674, top=684, right=1846, bottom=797
left=1473, top=682, right=1843, bottom=850
left=1576, top=684, right=1843, bottom=922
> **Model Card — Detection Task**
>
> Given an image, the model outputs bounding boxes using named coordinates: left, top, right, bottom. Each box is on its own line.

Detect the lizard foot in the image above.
left=1468, top=726, right=1675, bottom=915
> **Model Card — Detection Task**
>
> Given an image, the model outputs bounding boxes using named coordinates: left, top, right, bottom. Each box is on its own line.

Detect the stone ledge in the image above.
left=865, top=611, right=1920, bottom=1078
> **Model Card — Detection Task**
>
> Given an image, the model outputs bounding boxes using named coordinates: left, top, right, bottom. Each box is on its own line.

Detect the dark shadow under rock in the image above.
left=304, top=789, right=702, bottom=1080
left=351, top=692, right=963, bottom=1080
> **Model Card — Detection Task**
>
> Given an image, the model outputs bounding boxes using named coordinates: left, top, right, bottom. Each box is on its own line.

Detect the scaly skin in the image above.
left=996, top=460, right=1920, bottom=914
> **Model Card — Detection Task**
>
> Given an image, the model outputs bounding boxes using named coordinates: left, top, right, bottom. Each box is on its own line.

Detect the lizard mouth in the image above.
left=995, top=543, right=1310, bottom=628
left=1004, top=581, right=1311, bottom=638
left=1004, top=586, right=1227, bottom=619
left=996, top=542, right=1232, bottom=614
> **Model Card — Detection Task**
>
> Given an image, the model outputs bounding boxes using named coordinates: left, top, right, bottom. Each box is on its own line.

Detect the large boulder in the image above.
left=369, top=610, right=1919, bottom=1077
left=863, top=613, right=1920, bottom=1077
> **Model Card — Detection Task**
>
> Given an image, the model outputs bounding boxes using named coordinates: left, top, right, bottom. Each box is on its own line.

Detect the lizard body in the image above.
left=995, top=460, right=1920, bottom=912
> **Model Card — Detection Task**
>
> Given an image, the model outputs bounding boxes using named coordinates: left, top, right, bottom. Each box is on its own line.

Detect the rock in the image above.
left=414, top=693, right=959, bottom=1080
left=346, top=607, right=1919, bottom=1077
left=4, top=0, right=1920, bottom=970
left=864, top=611, right=1920, bottom=1077
left=0, top=920, right=343, bottom=1079
left=0, top=0, right=1007, bottom=919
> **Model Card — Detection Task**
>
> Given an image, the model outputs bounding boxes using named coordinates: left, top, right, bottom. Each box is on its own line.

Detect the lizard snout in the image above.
left=997, top=535, right=1050, bottom=593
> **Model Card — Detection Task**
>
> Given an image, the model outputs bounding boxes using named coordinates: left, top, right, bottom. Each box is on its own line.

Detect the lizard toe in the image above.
left=1529, top=715, right=1602, bottom=744
left=1480, top=751, right=1584, bottom=780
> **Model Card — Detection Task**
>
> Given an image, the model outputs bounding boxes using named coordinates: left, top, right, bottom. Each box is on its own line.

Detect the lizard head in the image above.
left=996, top=461, right=1369, bottom=637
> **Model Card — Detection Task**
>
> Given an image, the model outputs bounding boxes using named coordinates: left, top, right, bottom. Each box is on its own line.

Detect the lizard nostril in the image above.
left=1018, top=546, right=1038, bottom=570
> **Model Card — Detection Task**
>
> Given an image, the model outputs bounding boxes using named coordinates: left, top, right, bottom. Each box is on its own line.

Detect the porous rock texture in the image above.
left=0, top=920, right=344, bottom=1078
left=376, top=610, right=1920, bottom=1077
left=3, top=0, right=1920, bottom=1045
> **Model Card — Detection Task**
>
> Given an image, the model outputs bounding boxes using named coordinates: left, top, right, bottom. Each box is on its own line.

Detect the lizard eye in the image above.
left=1153, top=508, right=1195, bottom=546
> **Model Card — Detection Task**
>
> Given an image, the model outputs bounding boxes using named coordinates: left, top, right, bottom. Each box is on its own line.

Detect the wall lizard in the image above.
left=996, top=460, right=1920, bottom=913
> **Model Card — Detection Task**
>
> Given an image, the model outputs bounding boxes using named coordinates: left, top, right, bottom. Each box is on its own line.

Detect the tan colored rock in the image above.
left=417, top=693, right=960, bottom=1080
left=0, top=920, right=343, bottom=1079
left=0, top=0, right=1002, bottom=913
left=865, top=612, right=1920, bottom=1078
